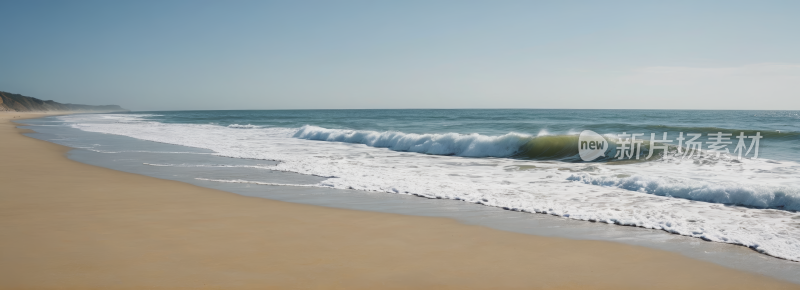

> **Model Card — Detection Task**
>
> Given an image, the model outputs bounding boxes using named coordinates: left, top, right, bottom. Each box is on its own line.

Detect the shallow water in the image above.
left=19, top=114, right=800, bottom=284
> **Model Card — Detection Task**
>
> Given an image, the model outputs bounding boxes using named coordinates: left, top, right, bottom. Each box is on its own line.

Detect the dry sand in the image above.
left=1, top=112, right=797, bottom=290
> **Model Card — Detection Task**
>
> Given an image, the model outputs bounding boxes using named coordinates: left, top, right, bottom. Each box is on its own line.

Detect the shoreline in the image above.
left=2, top=112, right=798, bottom=289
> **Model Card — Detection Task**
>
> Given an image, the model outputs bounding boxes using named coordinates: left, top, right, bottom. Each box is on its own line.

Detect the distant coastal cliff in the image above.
left=0, top=91, right=127, bottom=112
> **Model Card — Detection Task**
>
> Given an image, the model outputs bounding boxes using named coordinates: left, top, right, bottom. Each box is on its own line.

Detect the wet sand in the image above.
left=1, top=112, right=797, bottom=290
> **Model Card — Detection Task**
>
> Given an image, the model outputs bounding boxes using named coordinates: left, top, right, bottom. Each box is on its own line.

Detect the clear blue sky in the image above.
left=2, top=0, right=798, bottom=111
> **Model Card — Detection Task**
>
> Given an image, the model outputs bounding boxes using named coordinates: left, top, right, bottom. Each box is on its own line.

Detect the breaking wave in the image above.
left=567, top=173, right=800, bottom=211
left=293, top=125, right=529, bottom=158
left=294, top=125, right=646, bottom=162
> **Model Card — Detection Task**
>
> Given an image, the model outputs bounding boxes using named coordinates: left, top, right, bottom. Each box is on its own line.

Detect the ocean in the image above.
left=20, top=109, right=800, bottom=274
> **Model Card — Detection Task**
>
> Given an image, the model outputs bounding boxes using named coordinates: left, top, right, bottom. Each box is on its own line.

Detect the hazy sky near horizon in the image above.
left=2, top=1, right=799, bottom=111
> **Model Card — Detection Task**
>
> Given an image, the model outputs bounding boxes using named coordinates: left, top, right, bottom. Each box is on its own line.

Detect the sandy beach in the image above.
left=1, top=112, right=797, bottom=290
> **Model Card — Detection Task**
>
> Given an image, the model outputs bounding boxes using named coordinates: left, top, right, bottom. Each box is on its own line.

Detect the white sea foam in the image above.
left=567, top=173, right=800, bottom=211
left=143, top=163, right=172, bottom=166
left=59, top=114, right=800, bottom=262
left=195, top=178, right=321, bottom=187
left=537, top=129, right=550, bottom=136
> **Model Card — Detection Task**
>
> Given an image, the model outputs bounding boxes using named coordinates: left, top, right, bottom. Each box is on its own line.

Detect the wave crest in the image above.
left=293, top=125, right=530, bottom=157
